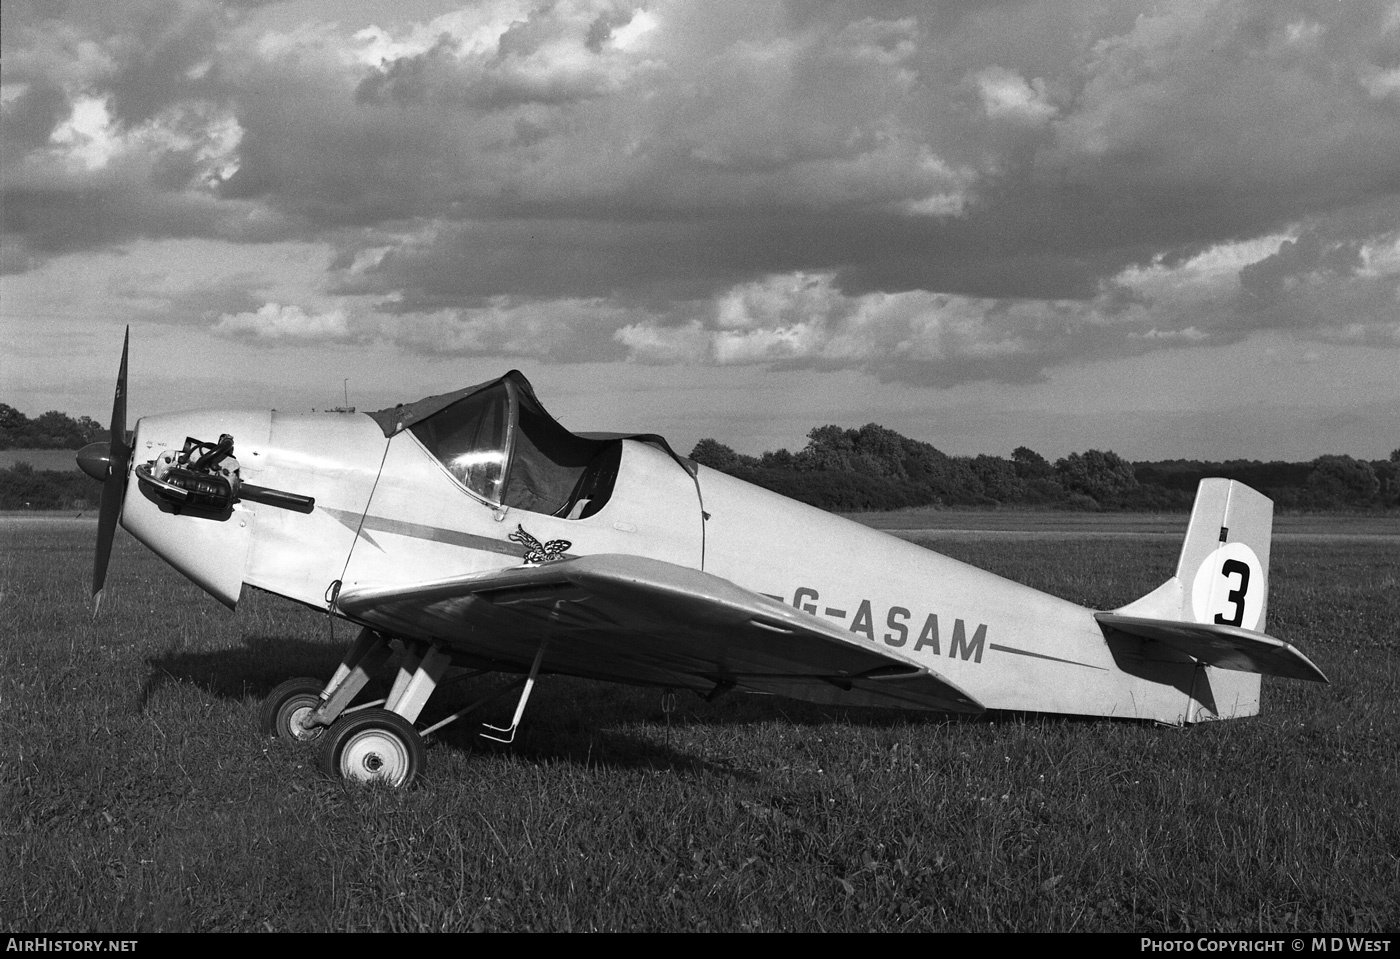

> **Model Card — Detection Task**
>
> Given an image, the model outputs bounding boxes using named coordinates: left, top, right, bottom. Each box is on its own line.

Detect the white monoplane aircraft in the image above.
left=78, top=330, right=1327, bottom=786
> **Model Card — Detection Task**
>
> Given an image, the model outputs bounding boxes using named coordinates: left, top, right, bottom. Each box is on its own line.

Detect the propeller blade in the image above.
left=92, top=328, right=132, bottom=614
left=93, top=466, right=122, bottom=614
left=110, top=328, right=127, bottom=459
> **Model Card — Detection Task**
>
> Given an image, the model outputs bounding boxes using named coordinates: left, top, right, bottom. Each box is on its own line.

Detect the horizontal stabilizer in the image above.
left=1095, top=612, right=1329, bottom=684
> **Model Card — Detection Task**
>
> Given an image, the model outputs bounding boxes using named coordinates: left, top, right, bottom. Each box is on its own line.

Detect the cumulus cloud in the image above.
left=613, top=271, right=1120, bottom=385
left=972, top=66, right=1057, bottom=124
left=354, top=3, right=660, bottom=110
left=1036, top=1, right=1400, bottom=228
left=1, top=1, right=283, bottom=262
left=1237, top=212, right=1400, bottom=346
left=4, top=0, right=1399, bottom=386
left=215, top=302, right=355, bottom=341
left=609, top=218, right=1400, bottom=385
left=376, top=297, right=640, bottom=362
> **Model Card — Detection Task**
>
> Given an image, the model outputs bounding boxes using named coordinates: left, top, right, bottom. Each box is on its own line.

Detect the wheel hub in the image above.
left=289, top=705, right=320, bottom=740
left=319, top=708, right=425, bottom=788
left=342, top=729, right=411, bottom=785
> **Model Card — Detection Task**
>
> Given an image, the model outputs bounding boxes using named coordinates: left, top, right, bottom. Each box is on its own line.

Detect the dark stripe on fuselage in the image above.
left=321, top=506, right=528, bottom=558
left=987, top=642, right=1107, bottom=671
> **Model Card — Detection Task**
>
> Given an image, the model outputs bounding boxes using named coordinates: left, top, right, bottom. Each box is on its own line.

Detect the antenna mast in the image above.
left=332, top=378, right=355, bottom=413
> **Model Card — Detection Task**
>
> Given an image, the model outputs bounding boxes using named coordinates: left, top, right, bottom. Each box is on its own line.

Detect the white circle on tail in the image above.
left=1190, top=541, right=1264, bottom=631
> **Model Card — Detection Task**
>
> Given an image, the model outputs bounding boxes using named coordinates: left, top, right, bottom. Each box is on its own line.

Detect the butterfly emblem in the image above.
left=509, top=524, right=572, bottom=564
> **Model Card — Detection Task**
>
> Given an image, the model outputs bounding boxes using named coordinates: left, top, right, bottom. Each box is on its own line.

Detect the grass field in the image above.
left=2, top=516, right=1396, bottom=932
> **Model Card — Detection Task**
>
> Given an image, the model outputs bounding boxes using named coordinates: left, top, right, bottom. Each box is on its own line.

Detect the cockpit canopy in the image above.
left=368, top=372, right=622, bottom=518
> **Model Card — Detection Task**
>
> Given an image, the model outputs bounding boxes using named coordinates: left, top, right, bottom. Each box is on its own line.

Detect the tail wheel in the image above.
left=260, top=678, right=328, bottom=743
left=319, top=709, right=426, bottom=788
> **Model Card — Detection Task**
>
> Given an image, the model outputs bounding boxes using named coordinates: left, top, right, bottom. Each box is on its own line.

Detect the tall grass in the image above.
left=2, top=519, right=1395, bottom=931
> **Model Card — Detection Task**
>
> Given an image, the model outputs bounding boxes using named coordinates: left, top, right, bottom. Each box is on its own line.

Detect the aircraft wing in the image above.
left=336, top=554, right=984, bottom=713
left=1095, top=613, right=1329, bottom=683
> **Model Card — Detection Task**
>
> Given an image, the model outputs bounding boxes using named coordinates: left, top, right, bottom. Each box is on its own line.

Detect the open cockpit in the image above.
left=370, top=371, right=623, bottom=520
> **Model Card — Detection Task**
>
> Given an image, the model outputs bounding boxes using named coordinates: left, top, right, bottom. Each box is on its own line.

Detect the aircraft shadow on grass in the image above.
left=136, top=631, right=1137, bottom=780
left=137, top=634, right=837, bottom=777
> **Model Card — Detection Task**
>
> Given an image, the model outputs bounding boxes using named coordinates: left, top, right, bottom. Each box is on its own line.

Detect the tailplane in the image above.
left=1096, top=479, right=1326, bottom=685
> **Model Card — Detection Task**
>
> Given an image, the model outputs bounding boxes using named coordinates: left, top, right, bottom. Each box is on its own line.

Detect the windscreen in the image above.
left=405, top=374, right=638, bottom=517
left=409, top=384, right=509, bottom=503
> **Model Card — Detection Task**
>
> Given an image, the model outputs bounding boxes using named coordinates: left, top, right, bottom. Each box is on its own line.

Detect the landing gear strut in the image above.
left=261, top=626, right=551, bottom=788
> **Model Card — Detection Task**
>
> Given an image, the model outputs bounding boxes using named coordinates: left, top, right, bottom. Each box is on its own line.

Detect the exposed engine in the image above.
left=136, top=433, right=314, bottom=514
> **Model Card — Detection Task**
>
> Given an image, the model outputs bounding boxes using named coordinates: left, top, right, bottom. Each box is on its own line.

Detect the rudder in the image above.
left=1175, top=478, right=1272, bottom=632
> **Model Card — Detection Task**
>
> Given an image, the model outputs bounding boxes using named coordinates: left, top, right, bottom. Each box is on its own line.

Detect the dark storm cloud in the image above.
left=0, top=0, right=291, bottom=266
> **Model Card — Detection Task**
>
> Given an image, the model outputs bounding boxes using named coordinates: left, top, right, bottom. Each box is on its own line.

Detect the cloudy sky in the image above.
left=3, top=0, right=1397, bottom=462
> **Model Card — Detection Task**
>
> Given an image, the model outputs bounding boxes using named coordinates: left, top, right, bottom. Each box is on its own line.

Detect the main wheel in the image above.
left=260, top=677, right=328, bottom=743
left=318, top=709, right=425, bottom=787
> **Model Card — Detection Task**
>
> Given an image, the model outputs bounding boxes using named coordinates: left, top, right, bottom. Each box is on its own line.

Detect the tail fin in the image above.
left=1096, top=479, right=1326, bottom=685
left=1108, top=479, right=1271, bottom=627
left=1161, top=478, right=1273, bottom=629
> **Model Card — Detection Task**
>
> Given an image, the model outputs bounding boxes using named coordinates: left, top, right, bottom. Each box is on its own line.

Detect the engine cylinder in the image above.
left=163, top=467, right=236, bottom=510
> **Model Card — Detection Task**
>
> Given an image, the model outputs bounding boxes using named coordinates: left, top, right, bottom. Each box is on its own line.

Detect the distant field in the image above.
left=0, top=449, right=83, bottom=471
left=2, top=519, right=1396, bottom=931
left=850, top=508, right=1400, bottom=539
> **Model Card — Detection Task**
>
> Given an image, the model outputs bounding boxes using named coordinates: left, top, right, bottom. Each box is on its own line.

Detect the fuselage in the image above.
left=121, top=403, right=1259, bottom=724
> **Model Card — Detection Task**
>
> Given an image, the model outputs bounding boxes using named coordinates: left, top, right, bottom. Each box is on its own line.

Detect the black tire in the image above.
left=318, top=708, right=426, bottom=788
left=260, top=678, right=327, bottom=743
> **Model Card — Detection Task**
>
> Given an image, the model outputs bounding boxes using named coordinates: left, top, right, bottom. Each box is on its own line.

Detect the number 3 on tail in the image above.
left=1191, top=542, right=1263, bottom=631
left=1213, top=558, right=1250, bottom=628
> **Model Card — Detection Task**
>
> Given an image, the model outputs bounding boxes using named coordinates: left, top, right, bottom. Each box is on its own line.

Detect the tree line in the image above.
left=689, top=425, right=1400, bottom=512
left=1, top=406, right=108, bottom=509
left=1, top=404, right=1395, bottom=511
left=0, top=404, right=106, bottom=450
